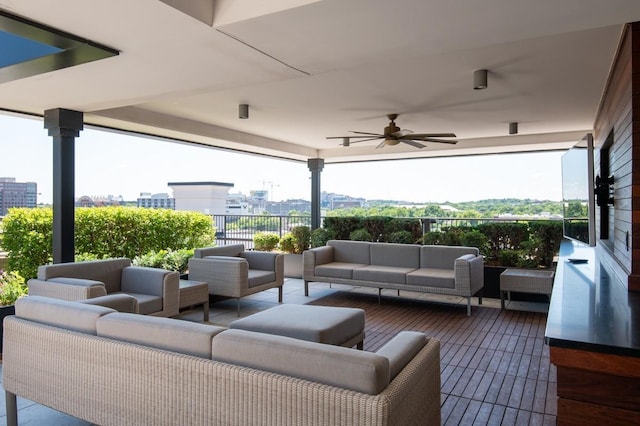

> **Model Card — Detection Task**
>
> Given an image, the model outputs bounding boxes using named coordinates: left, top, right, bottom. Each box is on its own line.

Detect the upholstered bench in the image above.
left=230, top=304, right=366, bottom=349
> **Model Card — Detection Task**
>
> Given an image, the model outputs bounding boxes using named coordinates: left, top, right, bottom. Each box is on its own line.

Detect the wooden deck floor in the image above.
left=310, top=292, right=557, bottom=426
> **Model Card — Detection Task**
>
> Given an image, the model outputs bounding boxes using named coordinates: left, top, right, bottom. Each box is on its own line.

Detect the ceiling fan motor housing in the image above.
left=384, top=121, right=401, bottom=145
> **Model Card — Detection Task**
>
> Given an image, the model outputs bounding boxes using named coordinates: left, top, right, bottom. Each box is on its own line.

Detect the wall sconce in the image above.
left=509, top=122, right=518, bottom=135
left=473, top=69, right=488, bottom=90
left=595, top=175, right=614, bottom=206
left=239, top=104, right=249, bottom=119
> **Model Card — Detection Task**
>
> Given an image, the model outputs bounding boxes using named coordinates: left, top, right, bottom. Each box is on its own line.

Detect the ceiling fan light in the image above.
left=473, top=69, right=488, bottom=90
left=385, top=138, right=400, bottom=146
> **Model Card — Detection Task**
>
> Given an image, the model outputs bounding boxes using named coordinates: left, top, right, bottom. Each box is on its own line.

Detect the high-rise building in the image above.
left=0, top=177, right=37, bottom=216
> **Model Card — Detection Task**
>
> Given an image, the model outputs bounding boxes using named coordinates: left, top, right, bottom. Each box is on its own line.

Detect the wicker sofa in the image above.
left=304, top=240, right=484, bottom=315
left=27, top=258, right=180, bottom=317
left=188, top=244, right=284, bottom=314
left=3, top=296, right=441, bottom=426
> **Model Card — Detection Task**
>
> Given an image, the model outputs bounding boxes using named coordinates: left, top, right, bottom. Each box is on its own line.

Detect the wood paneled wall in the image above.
left=593, top=23, right=640, bottom=291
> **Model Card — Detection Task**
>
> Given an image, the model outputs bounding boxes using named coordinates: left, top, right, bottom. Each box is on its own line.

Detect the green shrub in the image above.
left=132, top=248, right=194, bottom=273
left=0, top=270, right=27, bottom=306
left=384, top=218, right=422, bottom=242
left=310, top=228, right=335, bottom=248
left=323, top=217, right=363, bottom=240
left=363, top=216, right=392, bottom=242
left=290, top=225, right=311, bottom=253
left=527, top=221, right=563, bottom=268
left=1, top=207, right=214, bottom=279
left=460, top=230, right=489, bottom=257
left=279, top=233, right=296, bottom=253
left=253, top=232, right=280, bottom=251
left=387, top=230, right=415, bottom=244
left=422, top=231, right=443, bottom=245
left=349, top=228, right=372, bottom=241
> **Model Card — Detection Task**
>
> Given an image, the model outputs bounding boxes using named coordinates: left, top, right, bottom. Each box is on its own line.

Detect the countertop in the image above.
left=544, top=240, right=640, bottom=357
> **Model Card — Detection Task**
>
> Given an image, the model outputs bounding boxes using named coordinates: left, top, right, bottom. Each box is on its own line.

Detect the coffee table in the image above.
left=179, top=279, right=209, bottom=322
left=230, top=304, right=365, bottom=349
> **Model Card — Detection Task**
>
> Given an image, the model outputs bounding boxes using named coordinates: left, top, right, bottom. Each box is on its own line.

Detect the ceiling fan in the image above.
left=327, top=114, right=457, bottom=149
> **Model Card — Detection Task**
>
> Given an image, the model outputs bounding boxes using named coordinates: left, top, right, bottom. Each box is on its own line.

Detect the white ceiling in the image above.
left=2, top=0, right=640, bottom=164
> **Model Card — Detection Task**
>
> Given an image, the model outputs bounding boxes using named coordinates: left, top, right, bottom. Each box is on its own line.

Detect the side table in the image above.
left=500, top=268, right=555, bottom=310
left=179, top=279, right=209, bottom=322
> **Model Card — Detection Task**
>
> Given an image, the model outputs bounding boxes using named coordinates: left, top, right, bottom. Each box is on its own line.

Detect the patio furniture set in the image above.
left=3, top=294, right=441, bottom=425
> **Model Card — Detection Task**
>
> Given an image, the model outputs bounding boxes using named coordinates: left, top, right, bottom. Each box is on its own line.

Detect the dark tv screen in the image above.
left=561, top=134, right=595, bottom=246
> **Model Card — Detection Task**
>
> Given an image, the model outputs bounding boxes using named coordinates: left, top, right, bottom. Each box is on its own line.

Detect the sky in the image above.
left=0, top=112, right=564, bottom=205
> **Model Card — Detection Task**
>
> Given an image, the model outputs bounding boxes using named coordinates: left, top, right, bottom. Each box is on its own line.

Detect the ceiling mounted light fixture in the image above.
left=509, top=122, right=518, bottom=134
left=473, top=69, right=488, bottom=90
left=239, top=104, right=249, bottom=119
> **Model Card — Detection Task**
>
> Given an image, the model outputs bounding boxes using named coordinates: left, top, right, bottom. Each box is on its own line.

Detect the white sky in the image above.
left=0, top=112, right=564, bottom=204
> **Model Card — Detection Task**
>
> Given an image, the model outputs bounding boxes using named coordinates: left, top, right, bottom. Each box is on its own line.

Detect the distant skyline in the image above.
left=1, top=112, right=565, bottom=205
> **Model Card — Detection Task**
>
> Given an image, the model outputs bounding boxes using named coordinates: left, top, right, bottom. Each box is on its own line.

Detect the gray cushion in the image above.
left=121, top=266, right=172, bottom=297
left=47, top=277, right=105, bottom=289
left=327, top=240, right=370, bottom=264
left=420, top=245, right=479, bottom=269
left=375, top=331, right=427, bottom=380
left=406, top=268, right=456, bottom=289
left=195, top=244, right=244, bottom=258
left=78, top=294, right=138, bottom=313
left=247, top=270, right=276, bottom=288
left=96, top=313, right=226, bottom=358
left=211, top=329, right=389, bottom=395
left=37, top=258, right=130, bottom=294
left=369, top=243, right=420, bottom=268
left=15, top=295, right=115, bottom=335
left=353, top=265, right=416, bottom=284
left=229, top=304, right=365, bottom=345
left=119, top=292, right=163, bottom=315
left=314, top=262, right=367, bottom=279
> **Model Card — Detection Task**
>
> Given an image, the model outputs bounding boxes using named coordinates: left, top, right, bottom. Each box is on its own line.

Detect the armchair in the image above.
left=188, top=244, right=284, bottom=315
left=27, top=258, right=179, bottom=317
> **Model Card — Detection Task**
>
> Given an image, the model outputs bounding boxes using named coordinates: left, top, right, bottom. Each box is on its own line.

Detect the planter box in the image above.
left=0, top=304, right=15, bottom=355
left=484, top=265, right=552, bottom=303
left=283, top=253, right=303, bottom=278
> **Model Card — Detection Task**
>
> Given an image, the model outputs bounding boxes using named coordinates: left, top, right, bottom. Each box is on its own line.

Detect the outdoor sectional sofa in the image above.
left=3, top=296, right=441, bottom=426
left=304, top=240, right=484, bottom=316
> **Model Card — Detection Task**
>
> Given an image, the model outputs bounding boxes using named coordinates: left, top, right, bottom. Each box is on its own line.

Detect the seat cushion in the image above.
left=369, top=243, right=420, bottom=268
left=230, top=304, right=365, bottom=346
left=247, top=269, right=276, bottom=288
left=117, top=292, right=163, bottom=315
left=211, top=329, right=389, bottom=395
left=314, top=262, right=367, bottom=280
left=15, top=295, right=115, bottom=335
left=406, top=268, right=455, bottom=289
left=97, top=313, right=226, bottom=358
left=353, top=265, right=416, bottom=284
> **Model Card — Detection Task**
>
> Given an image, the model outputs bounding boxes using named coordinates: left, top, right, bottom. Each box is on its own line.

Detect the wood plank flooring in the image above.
left=310, top=292, right=557, bottom=426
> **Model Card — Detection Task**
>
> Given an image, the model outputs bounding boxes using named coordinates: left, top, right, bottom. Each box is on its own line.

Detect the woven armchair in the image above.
left=188, top=244, right=284, bottom=315
left=27, top=258, right=179, bottom=317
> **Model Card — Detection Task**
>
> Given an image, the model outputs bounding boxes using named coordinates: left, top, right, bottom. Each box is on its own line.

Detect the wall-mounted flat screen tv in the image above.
left=561, top=133, right=595, bottom=246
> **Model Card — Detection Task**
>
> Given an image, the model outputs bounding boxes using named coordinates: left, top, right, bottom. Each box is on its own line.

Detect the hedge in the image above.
left=1, top=207, right=215, bottom=279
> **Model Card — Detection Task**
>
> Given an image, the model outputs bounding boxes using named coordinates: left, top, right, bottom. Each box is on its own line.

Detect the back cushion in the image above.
left=15, top=295, right=115, bottom=335
left=369, top=243, right=420, bottom=268
left=212, top=329, right=390, bottom=395
left=37, top=258, right=130, bottom=294
left=195, top=244, right=244, bottom=258
left=327, top=240, right=370, bottom=264
left=97, top=313, right=226, bottom=358
left=420, top=245, right=479, bottom=269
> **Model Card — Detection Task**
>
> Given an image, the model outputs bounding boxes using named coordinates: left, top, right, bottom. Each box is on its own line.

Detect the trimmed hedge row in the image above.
left=1, top=207, right=215, bottom=279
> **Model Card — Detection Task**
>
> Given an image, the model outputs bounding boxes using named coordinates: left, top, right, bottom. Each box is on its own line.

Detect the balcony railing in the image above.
left=213, top=214, right=561, bottom=249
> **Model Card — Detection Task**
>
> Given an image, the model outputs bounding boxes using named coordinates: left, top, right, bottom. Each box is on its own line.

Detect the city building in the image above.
left=0, top=177, right=37, bottom=216
left=168, top=181, right=234, bottom=215
left=137, top=192, right=175, bottom=209
left=75, top=195, right=123, bottom=207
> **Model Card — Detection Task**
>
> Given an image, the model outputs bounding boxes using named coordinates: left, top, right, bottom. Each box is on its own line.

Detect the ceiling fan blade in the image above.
left=349, top=137, right=384, bottom=143
left=408, top=133, right=457, bottom=138
left=410, top=138, right=458, bottom=144
left=392, top=129, right=413, bottom=138
left=349, top=131, right=385, bottom=136
left=399, top=139, right=426, bottom=149
left=376, top=140, right=386, bottom=149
